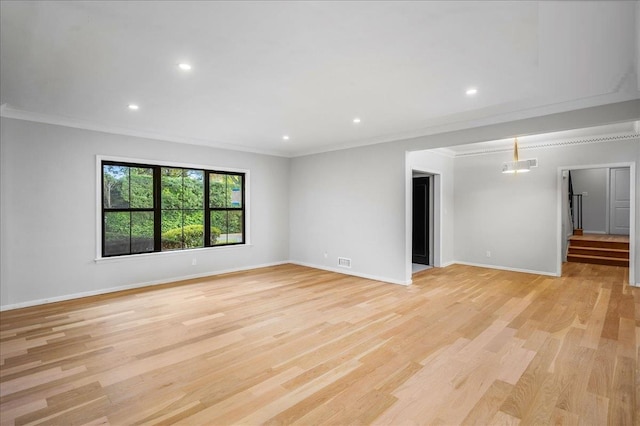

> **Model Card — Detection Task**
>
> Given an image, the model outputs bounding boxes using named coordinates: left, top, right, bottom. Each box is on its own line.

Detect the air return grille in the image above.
left=338, top=257, right=352, bottom=268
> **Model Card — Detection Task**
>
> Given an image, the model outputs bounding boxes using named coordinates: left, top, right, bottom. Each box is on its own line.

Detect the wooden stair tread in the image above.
left=568, top=246, right=629, bottom=254
left=569, top=238, right=629, bottom=244
left=567, top=246, right=629, bottom=259
left=567, top=253, right=629, bottom=267
left=568, top=241, right=629, bottom=250
left=567, top=235, right=629, bottom=260
left=568, top=253, right=627, bottom=260
left=568, top=233, right=628, bottom=242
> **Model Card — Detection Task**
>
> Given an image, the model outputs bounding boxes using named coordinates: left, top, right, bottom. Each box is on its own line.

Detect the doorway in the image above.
left=412, top=174, right=434, bottom=273
left=558, top=163, right=635, bottom=284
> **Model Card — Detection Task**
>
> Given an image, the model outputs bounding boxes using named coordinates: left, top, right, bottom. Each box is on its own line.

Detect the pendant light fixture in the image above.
left=502, top=137, right=532, bottom=174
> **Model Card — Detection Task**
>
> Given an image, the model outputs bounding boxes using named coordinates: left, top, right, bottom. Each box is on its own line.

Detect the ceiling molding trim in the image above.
left=290, top=91, right=640, bottom=157
left=428, top=148, right=456, bottom=158
left=0, top=105, right=290, bottom=158
left=452, top=132, right=640, bottom=158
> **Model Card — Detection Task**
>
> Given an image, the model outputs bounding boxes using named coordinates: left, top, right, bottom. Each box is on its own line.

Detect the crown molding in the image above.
left=428, top=147, right=456, bottom=158
left=0, top=105, right=290, bottom=158
left=290, top=91, right=640, bottom=157
left=451, top=132, right=639, bottom=158
left=2, top=99, right=638, bottom=160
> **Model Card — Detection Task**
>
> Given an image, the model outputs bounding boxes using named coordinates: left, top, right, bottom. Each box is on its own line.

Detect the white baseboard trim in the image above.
left=290, top=261, right=411, bottom=286
left=0, top=260, right=565, bottom=311
left=453, top=261, right=560, bottom=277
left=0, top=261, right=289, bottom=311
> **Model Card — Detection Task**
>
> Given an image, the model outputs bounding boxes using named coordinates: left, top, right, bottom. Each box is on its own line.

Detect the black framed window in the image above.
left=209, top=173, right=244, bottom=245
left=102, top=161, right=245, bottom=257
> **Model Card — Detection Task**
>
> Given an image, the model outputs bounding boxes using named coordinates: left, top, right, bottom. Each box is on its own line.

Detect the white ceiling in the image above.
left=1, top=1, right=638, bottom=157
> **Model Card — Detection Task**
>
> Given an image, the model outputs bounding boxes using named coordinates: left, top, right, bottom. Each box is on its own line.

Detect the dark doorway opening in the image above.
left=412, top=176, right=430, bottom=265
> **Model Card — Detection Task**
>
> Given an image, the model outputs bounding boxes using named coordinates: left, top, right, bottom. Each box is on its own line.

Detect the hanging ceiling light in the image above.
left=502, top=137, right=533, bottom=174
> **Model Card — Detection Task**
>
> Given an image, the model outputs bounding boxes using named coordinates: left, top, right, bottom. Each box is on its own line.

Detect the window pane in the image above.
left=228, top=211, right=243, bottom=243
left=161, top=210, right=183, bottom=250
left=103, top=162, right=244, bottom=256
left=183, top=170, right=204, bottom=209
left=228, top=175, right=243, bottom=208
left=209, top=173, right=226, bottom=208
left=210, top=210, right=228, bottom=245
left=130, top=167, right=154, bottom=208
left=103, top=165, right=129, bottom=209
left=184, top=210, right=204, bottom=248
left=161, top=210, right=205, bottom=250
left=161, top=168, right=183, bottom=209
left=183, top=209, right=204, bottom=227
left=131, top=211, right=154, bottom=253
left=104, top=211, right=130, bottom=255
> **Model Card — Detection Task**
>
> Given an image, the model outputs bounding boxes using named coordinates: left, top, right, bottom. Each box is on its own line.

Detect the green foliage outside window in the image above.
left=162, top=225, right=222, bottom=249
left=102, top=162, right=244, bottom=257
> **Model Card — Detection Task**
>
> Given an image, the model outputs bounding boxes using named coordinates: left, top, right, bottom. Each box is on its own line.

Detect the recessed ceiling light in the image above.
left=353, top=117, right=361, bottom=124
left=282, top=135, right=290, bottom=141
left=466, top=88, right=478, bottom=96
left=128, top=104, right=139, bottom=110
left=178, top=63, right=192, bottom=71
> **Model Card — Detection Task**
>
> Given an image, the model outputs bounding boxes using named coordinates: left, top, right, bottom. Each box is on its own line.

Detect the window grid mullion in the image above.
left=153, top=166, right=162, bottom=252
left=204, top=172, right=211, bottom=247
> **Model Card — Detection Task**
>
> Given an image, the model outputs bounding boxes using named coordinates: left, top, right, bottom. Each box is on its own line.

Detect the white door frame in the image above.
left=557, top=162, right=636, bottom=285
left=405, top=155, right=443, bottom=284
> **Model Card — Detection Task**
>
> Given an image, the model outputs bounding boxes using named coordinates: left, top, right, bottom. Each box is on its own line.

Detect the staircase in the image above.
left=567, top=235, right=629, bottom=267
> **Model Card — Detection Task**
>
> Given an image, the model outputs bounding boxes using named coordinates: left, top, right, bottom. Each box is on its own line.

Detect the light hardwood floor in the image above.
left=0, top=263, right=637, bottom=425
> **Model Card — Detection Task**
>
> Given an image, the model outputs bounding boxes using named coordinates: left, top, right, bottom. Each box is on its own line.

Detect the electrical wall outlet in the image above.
left=486, top=251, right=491, bottom=258
left=191, top=258, right=197, bottom=266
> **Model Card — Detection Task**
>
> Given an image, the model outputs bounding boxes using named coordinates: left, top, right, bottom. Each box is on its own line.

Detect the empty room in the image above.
left=1, top=1, right=639, bottom=425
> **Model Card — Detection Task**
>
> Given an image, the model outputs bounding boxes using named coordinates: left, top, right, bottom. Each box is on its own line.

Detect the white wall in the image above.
left=570, top=168, right=608, bottom=233
left=0, top=118, right=6, bottom=305
left=0, top=118, right=290, bottom=308
left=289, top=142, right=409, bottom=284
left=453, top=148, right=558, bottom=275
left=453, top=140, right=639, bottom=276
left=290, top=100, right=640, bottom=285
left=2, top=101, right=639, bottom=309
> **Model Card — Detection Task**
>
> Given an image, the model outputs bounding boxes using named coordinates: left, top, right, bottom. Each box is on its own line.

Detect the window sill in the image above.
left=94, top=243, right=252, bottom=264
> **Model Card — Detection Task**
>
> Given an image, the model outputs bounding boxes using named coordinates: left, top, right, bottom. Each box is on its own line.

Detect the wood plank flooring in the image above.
left=0, top=262, right=637, bottom=425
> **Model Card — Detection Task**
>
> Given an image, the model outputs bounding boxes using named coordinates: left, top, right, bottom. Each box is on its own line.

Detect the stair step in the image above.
left=567, top=254, right=629, bottom=267
left=568, top=239, right=629, bottom=250
left=567, top=246, right=629, bottom=259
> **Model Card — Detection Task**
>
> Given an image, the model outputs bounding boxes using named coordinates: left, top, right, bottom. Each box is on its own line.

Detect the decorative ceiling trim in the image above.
left=451, top=133, right=639, bottom=158
left=428, top=148, right=456, bottom=158
left=2, top=102, right=638, bottom=160
left=0, top=104, right=290, bottom=158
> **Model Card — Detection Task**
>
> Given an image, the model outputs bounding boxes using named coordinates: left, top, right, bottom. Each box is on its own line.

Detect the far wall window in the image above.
left=102, top=160, right=245, bottom=257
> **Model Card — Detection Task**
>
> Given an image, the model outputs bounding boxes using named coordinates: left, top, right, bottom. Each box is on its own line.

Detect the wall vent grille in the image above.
left=338, top=257, right=352, bottom=268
